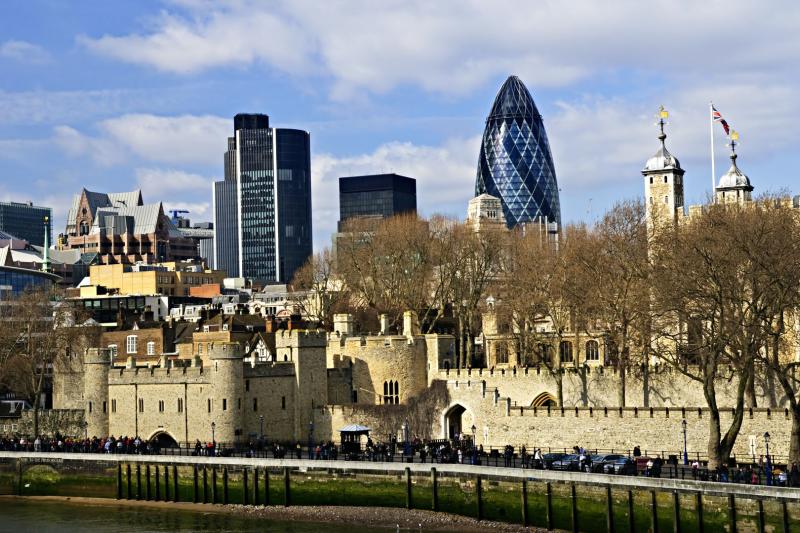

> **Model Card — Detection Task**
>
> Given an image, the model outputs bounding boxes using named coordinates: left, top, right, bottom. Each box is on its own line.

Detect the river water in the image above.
left=0, top=499, right=390, bottom=532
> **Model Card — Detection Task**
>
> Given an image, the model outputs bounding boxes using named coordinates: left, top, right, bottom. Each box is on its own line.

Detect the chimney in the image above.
left=403, top=310, right=419, bottom=337
left=379, top=314, right=390, bottom=335
left=333, top=314, right=354, bottom=336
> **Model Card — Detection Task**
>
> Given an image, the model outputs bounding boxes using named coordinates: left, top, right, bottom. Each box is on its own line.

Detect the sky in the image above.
left=1, top=1, right=800, bottom=250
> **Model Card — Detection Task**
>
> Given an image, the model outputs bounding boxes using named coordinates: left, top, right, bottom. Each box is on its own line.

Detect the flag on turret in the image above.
left=712, top=106, right=730, bottom=135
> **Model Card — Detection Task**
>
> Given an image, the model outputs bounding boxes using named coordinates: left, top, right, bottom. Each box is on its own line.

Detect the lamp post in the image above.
left=308, top=421, right=314, bottom=460
left=259, top=415, right=264, bottom=441
left=682, top=419, right=688, bottom=466
left=402, top=419, right=410, bottom=459
left=764, top=432, right=772, bottom=486
left=471, top=425, right=477, bottom=465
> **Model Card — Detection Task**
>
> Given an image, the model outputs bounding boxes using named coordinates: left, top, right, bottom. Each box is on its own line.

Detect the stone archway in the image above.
left=531, top=392, right=558, bottom=407
left=443, top=404, right=467, bottom=440
left=149, top=431, right=179, bottom=449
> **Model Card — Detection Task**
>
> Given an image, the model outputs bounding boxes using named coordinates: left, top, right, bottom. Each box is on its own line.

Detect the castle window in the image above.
left=158, top=400, right=165, bottom=413
left=538, top=344, right=552, bottom=364
left=496, top=343, right=509, bottom=364
left=281, top=396, right=286, bottom=409
left=102, top=401, right=107, bottom=414
left=177, top=398, right=183, bottom=413
left=245, top=380, right=250, bottom=392
left=237, top=398, right=241, bottom=410
left=351, top=390, right=358, bottom=403
left=559, top=341, right=573, bottom=363
left=111, top=399, right=116, bottom=413
left=198, top=343, right=203, bottom=355
left=649, top=177, right=653, bottom=184
left=394, top=381, right=399, bottom=404
left=585, top=340, right=599, bottom=361
left=88, top=401, right=92, bottom=414
left=108, top=345, right=118, bottom=359
left=253, top=398, right=258, bottom=411
left=222, top=399, right=227, bottom=411
left=207, top=399, right=212, bottom=413
left=649, top=196, right=653, bottom=205
left=146, top=342, right=155, bottom=356
left=664, top=195, right=668, bottom=204
left=664, top=176, right=668, bottom=183
left=126, top=335, right=137, bottom=354
left=138, top=398, right=144, bottom=413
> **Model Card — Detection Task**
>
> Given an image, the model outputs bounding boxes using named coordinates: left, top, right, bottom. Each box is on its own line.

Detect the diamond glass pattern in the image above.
left=475, top=76, right=561, bottom=228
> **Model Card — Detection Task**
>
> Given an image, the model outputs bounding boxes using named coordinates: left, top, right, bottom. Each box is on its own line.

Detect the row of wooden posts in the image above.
left=114, top=463, right=792, bottom=533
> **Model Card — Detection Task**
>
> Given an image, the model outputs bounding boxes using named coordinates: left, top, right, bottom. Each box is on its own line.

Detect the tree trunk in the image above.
left=556, top=372, right=564, bottom=406
left=706, top=406, right=724, bottom=470
left=790, top=403, right=800, bottom=465
left=618, top=363, right=627, bottom=408
left=642, top=362, right=650, bottom=408
left=579, top=367, right=588, bottom=407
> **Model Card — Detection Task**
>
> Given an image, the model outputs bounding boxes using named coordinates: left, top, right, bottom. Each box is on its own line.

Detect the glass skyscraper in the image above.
left=213, top=114, right=312, bottom=284
left=338, top=173, right=416, bottom=230
left=475, top=75, right=561, bottom=228
left=0, top=201, right=51, bottom=247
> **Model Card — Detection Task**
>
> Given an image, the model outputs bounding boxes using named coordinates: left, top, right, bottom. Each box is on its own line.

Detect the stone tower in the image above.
left=83, top=348, right=110, bottom=438
left=715, top=135, right=752, bottom=205
left=276, top=329, right=328, bottom=441
left=642, top=109, right=685, bottom=235
left=209, top=342, right=244, bottom=444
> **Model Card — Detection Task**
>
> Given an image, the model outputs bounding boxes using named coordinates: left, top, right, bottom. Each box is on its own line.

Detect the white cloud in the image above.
left=0, top=40, right=50, bottom=64
left=100, top=114, right=229, bottom=165
left=52, top=125, right=125, bottom=166
left=78, top=1, right=800, bottom=101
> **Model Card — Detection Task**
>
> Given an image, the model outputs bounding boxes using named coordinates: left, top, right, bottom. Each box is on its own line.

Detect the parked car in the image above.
left=551, top=454, right=581, bottom=471
left=540, top=452, right=568, bottom=469
left=605, top=457, right=637, bottom=475
left=587, top=454, right=627, bottom=473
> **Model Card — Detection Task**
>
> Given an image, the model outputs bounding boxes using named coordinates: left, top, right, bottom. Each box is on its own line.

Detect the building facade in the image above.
left=213, top=114, right=312, bottom=284
left=0, top=201, right=51, bottom=247
left=475, top=75, right=561, bottom=229
left=58, top=189, right=197, bottom=265
left=338, top=173, right=417, bottom=230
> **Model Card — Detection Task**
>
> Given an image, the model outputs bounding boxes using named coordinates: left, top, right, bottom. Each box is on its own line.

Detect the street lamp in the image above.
left=764, top=432, right=772, bottom=486
left=471, top=425, right=477, bottom=465
left=308, top=421, right=314, bottom=460
left=402, top=419, right=411, bottom=459
left=259, top=415, right=264, bottom=441
left=682, top=419, right=688, bottom=466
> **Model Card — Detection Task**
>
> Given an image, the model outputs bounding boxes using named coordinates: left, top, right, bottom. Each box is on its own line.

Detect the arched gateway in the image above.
left=149, top=431, right=179, bottom=449
left=442, top=404, right=468, bottom=440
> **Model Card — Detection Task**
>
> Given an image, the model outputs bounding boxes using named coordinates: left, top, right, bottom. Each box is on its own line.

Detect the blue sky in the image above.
left=2, top=1, right=799, bottom=249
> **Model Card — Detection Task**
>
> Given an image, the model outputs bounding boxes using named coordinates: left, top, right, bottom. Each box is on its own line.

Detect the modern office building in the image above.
left=475, top=75, right=561, bottom=228
left=337, top=173, right=416, bottom=230
left=0, top=201, right=51, bottom=247
left=213, top=113, right=312, bottom=284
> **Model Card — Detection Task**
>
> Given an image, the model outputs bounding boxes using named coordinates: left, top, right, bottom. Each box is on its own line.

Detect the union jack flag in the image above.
left=712, top=105, right=730, bottom=135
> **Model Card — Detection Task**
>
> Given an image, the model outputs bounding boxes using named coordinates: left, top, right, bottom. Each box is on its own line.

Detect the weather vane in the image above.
left=727, top=130, right=740, bottom=154
left=656, top=105, right=669, bottom=142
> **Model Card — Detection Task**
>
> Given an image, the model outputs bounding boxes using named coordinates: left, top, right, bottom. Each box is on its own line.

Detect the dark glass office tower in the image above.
left=213, top=114, right=312, bottom=284
left=0, top=201, right=51, bottom=246
left=338, top=173, right=416, bottom=230
left=475, top=75, right=561, bottom=228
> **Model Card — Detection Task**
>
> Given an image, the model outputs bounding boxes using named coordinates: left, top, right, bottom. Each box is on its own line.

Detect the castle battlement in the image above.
left=275, top=328, right=327, bottom=348
left=340, top=334, right=418, bottom=352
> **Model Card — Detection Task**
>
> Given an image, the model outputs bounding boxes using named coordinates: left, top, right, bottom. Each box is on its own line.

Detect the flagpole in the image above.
left=710, top=101, right=716, bottom=203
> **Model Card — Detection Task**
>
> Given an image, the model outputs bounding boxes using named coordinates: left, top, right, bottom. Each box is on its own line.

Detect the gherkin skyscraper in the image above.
left=475, top=76, right=561, bottom=228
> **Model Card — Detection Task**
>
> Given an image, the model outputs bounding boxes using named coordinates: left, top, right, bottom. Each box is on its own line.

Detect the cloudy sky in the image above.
left=1, top=1, right=799, bottom=249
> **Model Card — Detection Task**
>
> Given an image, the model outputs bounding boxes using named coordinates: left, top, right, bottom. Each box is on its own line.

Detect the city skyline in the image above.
left=1, top=2, right=800, bottom=250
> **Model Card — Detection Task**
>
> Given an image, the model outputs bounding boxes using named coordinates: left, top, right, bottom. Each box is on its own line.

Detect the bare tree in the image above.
left=288, top=247, right=349, bottom=329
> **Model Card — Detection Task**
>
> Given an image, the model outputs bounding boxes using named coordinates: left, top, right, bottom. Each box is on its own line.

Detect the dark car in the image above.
left=551, top=454, right=581, bottom=471
left=587, top=454, right=627, bottom=473
left=606, top=457, right=637, bottom=475
left=541, top=452, right=568, bottom=469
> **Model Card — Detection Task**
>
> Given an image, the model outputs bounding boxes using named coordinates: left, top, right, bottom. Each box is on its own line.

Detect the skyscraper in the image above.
left=213, top=114, right=312, bottom=284
left=338, top=173, right=416, bottom=230
left=475, top=75, right=561, bottom=228
left=0, top=201, right=51, bottom=247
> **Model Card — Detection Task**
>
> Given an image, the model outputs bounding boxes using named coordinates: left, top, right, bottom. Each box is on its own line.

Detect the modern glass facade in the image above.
left=0, top=266, right=59, bottom=298
left=213, top=114, right=312, bottom=284
left=475, top=76, right=561, bottom=228
left=0, top=201, right=51, bottom=246
left=338, top=173, right=417, bottom=229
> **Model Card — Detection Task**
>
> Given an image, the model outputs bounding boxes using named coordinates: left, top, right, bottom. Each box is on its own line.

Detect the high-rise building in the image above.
left=475, top=75, right=561, bottom=228
left=338, top=173, right=416, bottom=230
left=213, top=114, right=312, bottom=284
left=0, top=201, right=51, bottom=247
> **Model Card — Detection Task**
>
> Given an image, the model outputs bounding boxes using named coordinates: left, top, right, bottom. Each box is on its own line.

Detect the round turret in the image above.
left=208, top=342, right=244, bottom=444
left=83, top=348, right=111, bottom=438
